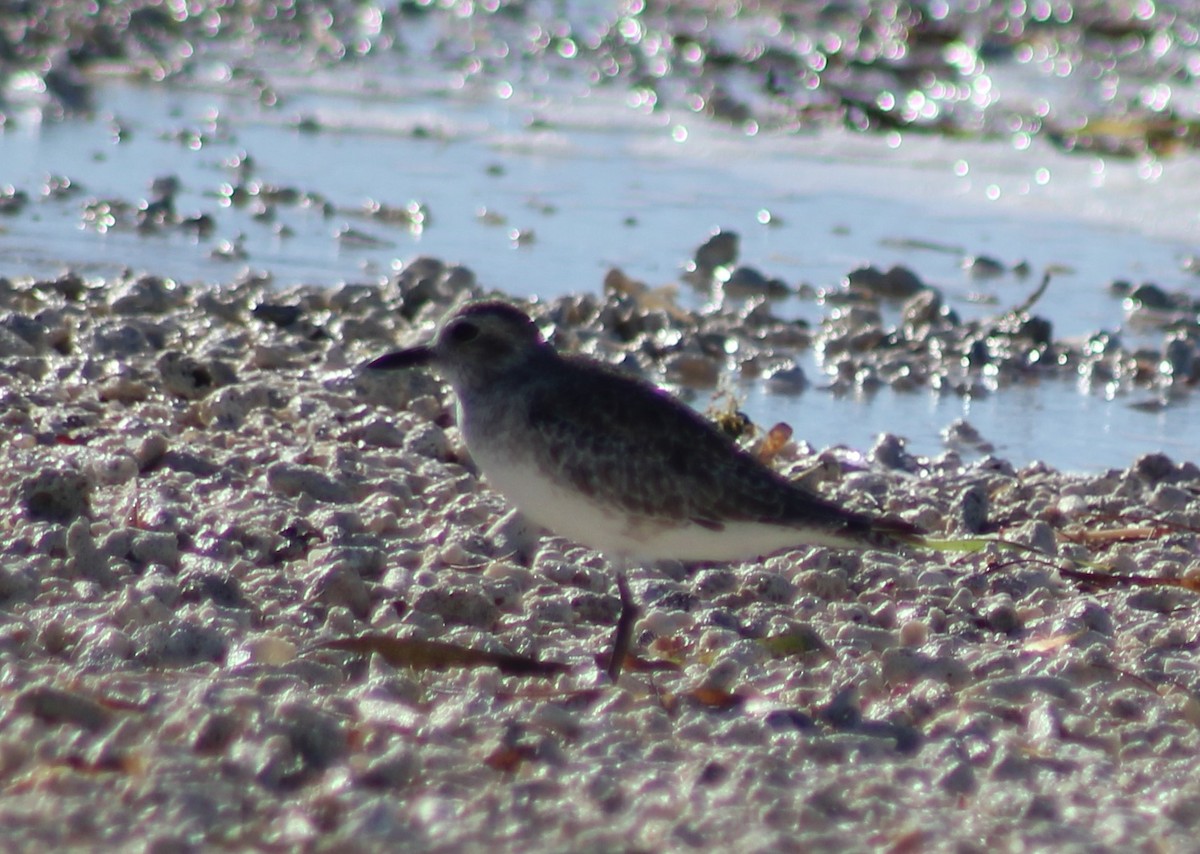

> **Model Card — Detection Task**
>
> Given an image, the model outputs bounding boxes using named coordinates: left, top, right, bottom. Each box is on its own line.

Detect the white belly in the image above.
left=474, top=449, right=863, bottom=562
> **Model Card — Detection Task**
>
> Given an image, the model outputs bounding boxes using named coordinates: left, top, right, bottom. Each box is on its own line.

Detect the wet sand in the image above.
left=2, top=264, right=1200, bottom=850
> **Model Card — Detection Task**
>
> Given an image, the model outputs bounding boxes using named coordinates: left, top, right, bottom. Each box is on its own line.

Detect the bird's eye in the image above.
left=448, top=321, right=479, bottom=344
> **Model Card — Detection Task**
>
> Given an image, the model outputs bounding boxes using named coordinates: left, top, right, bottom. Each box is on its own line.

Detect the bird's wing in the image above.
left=522, top=357, right=879, bottom=536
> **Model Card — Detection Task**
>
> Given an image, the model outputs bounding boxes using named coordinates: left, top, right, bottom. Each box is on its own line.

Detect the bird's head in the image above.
left=365, top=300, right=549, bottom=392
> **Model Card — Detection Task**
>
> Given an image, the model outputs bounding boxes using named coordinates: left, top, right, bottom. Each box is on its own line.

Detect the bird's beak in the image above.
left=364, top=346, right=435, bottom=371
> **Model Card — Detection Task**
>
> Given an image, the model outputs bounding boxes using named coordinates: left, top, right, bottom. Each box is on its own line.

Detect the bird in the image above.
left=366, top=299, right=922, bottom=680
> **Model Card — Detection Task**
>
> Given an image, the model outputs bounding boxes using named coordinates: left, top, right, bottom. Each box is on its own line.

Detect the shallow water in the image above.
left=1, top=74, right=1198, bottom=472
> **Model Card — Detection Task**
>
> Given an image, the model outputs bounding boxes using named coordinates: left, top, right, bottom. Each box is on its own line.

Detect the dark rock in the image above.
left=21, top=469, right=91, bottom=523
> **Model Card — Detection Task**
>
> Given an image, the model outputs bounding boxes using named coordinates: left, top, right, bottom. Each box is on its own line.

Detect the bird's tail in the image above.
left=863, top=516, right=928, bottom=551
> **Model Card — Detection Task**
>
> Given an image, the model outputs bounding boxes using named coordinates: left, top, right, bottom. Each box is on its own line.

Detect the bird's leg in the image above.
left=606, top=568, right=640, bottom=682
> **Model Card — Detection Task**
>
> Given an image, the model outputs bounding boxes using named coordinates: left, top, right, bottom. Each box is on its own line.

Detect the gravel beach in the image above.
left=2, top=263, right=1200, bottom=851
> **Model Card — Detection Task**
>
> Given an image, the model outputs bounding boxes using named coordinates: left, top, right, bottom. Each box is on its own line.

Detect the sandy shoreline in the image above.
left=2, top=262, right=1200, bottom=851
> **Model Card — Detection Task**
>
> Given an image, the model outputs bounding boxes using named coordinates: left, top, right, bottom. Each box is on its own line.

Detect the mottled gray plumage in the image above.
left=523, top=351, right=878, bottom=537
left=368, top=300, right=918, bottom=560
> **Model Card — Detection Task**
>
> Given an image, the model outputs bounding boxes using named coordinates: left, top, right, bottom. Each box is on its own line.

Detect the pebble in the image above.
left=14, top=685, right=113, bottom=731
left=638, top=608, right=693, bottom=638
left=898, top=618, right=929, bottom=647
left=267, top=462, right=353, bottom=504
left=404, top=422, right=451, bottom=460
left=724, top=266, right=790, bottom=298
left=354, top=745, right=420, bottom=788
left=132, top=620, right=227, bottom=666
left=181, top=571, right=247, bottom=608
left=938, top=761, right=977, bottom=795
left=413, top=587, right=500, bottom=629
left=958, top=482, right=990, bottom=533
left=982, top=595, right=1022, bottom=634
left=136, top=567, right=181, bottom=606
left=1132, top=452, right=1178, bottom=484
left=962, top=254, right=1007, bottom=279
left=130, top=530, right=181, bottom=568
left=199, top=383, right=275, bottom=428
left=763, top=363, right=807, bottom=394
left=1127, top=588, right=1183, bottom=614
left=1056, top=494, right=1089, bottom=518
left=664, top=351, right=720, bottom=388
left=308, top=564, right=372, bottom=618
left=20, top=468, right=92, bottom=522
left=111, top=274, right=185, bottom=315
left=87, top=451, right=140, bottom=486
left=942, top=418, right=994, bottom=453
left=692, top=230, right=739, bottom=272
left=1150, top=483, right=1192, bottom=511
left=193, top=710, right=240, bottom=754
left=571, top=591, right=622, bottom=624
left=356, top=417, right=407, bottom=448
left=881, top=648, right=968, bottom=685
left=976, top=675, right=1077, bottom=703
left=846, top=264, right=926, bottom=299
left=157, top=351, right=227, bottom=399
left=65, top=518, right=115, bottom=585
left=1011, top=520, right=1059, bottom=555
left=870, top=433, right=918, bottom=471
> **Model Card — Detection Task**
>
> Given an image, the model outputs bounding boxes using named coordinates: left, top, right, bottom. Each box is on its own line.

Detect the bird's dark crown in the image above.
left=430, top=300, right=550, bottom=386
left=453, top=300, right=539, bottom=326
left=440, top=301, right=542, bottom=346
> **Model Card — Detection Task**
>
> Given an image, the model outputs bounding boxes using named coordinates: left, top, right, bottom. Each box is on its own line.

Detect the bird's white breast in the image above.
left=471, top=442, right=862, bottom=561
